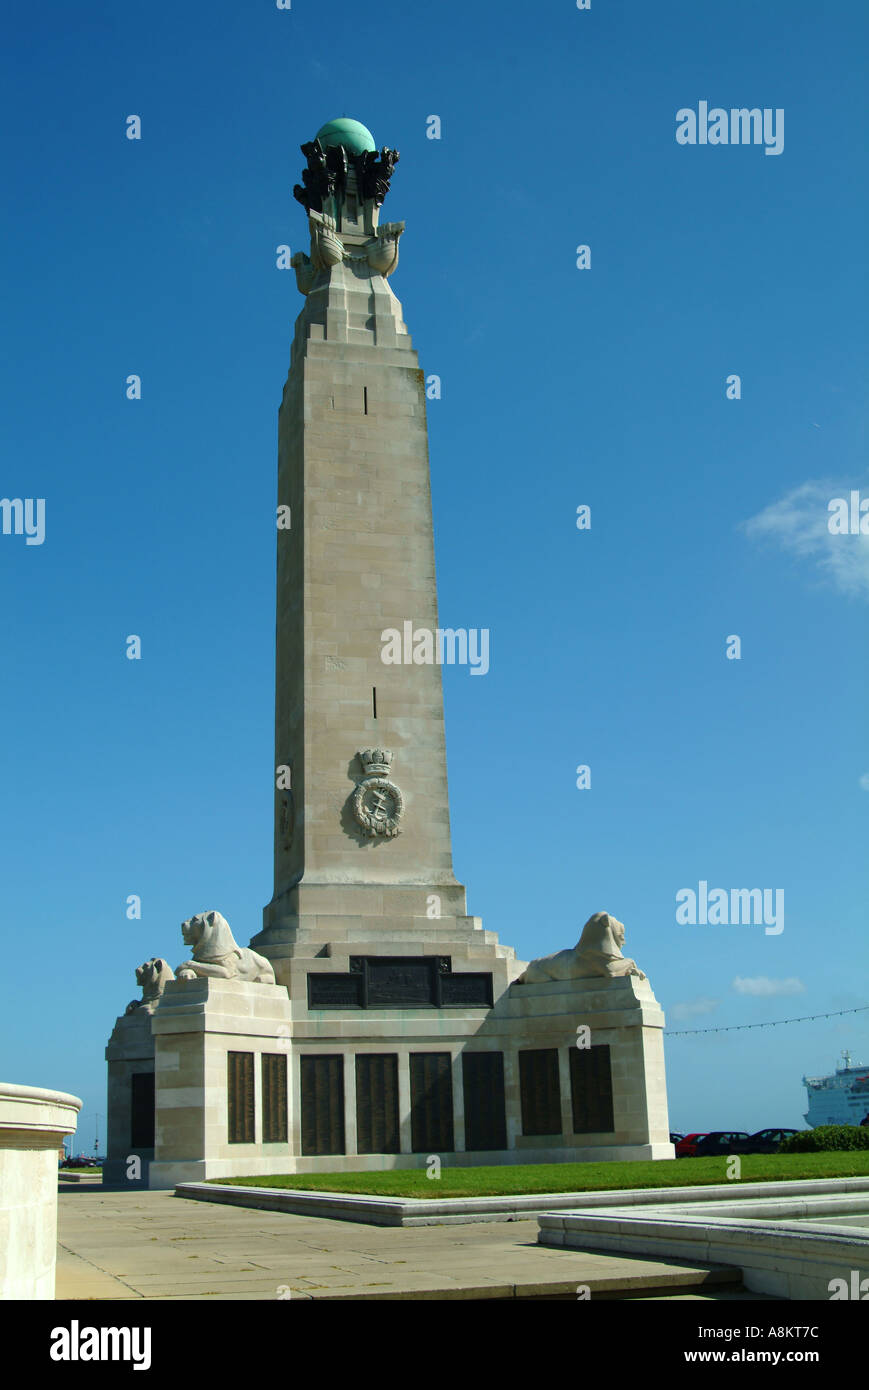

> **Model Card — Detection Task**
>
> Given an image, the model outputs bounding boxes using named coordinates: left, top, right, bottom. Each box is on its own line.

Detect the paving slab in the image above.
left=56, top=1188, right=747, bottom=1301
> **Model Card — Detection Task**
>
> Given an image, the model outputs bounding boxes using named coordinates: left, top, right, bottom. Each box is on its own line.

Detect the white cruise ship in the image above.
left=803, top=1051, right=869, bottom=1127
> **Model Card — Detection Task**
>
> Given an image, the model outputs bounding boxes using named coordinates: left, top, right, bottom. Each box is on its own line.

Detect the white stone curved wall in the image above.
left=0, top=1082, right=82, bottom=1300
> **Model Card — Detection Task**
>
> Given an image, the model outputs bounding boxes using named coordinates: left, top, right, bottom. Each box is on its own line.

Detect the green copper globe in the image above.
left=314, top=117, right=376, bottom=155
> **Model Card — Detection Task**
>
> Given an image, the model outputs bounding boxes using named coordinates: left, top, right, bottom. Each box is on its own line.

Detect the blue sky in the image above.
left=1, top=0, right=867, bottom=1151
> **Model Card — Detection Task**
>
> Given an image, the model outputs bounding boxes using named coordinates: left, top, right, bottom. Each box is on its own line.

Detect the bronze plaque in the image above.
left=227, top=1051, right=255, bottom=1144
left=300, top=1054, right=345, bottom=1155
left=367, top=957, right=434, bottom=1006
left=410, top=1052, right=454, bottom=1153
left=308, top=957, right=494, bottom=1009
left=355, top=1054, right=400, bottom=1154
left=440, top=973, right=493, bottom=1007
left=261, top=1052, right=288, bottom=1144
left=462, top=1052, right=507, bottom=1151
left=308, top=973, right=364, bottom=1008
left=519, top=1049, right=562, bottom=1136
left=570, top=1044, right=615, bottom=1134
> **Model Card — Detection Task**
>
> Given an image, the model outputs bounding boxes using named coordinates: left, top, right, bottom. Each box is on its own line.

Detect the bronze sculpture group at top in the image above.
left=293, top=138, right=400, bottom=213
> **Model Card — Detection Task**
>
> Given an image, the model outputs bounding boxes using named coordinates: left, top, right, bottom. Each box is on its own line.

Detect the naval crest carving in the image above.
left=352, top=748, right=404, bottom=838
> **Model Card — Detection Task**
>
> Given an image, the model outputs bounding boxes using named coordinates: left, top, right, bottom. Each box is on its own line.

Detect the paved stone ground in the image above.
left=55, top=1186, right=758, bottom=1301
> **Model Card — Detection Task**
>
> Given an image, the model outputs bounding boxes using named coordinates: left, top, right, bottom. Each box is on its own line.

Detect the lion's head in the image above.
left=135, top=957, right=172, bottom=988
left=576, top=911, right=626, bottom=959
left=129, top=957, right=174, bottom=1010
left=181, top=911, right=238, bottom=962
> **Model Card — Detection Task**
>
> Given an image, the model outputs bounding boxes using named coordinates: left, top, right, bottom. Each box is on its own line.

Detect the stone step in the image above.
left=625, top=1288, right=781, bottom=1301
left=296, top=1267, right=745, bottom=1301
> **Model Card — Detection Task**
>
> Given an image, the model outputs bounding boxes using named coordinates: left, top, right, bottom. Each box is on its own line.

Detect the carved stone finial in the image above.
left=290, top=126, right=404, bottom=298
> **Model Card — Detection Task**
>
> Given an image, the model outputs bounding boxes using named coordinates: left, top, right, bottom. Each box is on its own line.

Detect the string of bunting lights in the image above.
left=666, top=1003, right=869, bottom=1037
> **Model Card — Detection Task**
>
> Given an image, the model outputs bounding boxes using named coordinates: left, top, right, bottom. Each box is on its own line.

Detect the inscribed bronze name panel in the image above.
left=518, top=1048, right=562, bottom=1137
left=461, top=1052, right=507, bottom=1151
left=355, top=1053, right=400, bottom=1154
left=261, top=1052, right=289, bottom=1144
left=227, top=1051, right=255, bottom=1144
left=569, top=1044, right=615, bottom=1134
left=410, top=1052, right=454, bottom=1153
left=300, top=1054, right=345, bottom=1155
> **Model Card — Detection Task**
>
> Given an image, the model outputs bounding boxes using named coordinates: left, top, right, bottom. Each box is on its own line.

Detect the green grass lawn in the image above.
left=211, top=1150, right=869, bottom=1198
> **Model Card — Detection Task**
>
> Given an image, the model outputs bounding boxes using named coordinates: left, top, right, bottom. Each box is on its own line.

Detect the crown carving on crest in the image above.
left=358, top=748, right=393, bottom=778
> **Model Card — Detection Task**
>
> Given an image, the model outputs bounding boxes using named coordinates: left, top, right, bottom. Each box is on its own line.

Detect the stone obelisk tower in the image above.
left=253, top=118, right=507, bottom=987
left=104, top=118, right=672, bottom=1185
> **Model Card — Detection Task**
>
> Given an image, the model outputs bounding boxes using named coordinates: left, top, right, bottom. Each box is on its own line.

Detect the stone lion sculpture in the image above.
left=175, top=911, right=276, bottom=985
left=125, top=957, right=175, bottom=1014
left=517, top=912, right=646, bottom=984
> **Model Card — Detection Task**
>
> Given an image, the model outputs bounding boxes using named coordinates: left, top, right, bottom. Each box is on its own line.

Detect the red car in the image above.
left=675, top=1132, right=708, bottom=1157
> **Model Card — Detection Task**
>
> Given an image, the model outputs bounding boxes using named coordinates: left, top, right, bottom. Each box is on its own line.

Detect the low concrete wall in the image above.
left=539, top=1191, right=869, bottom=1300
left=0, top=1082, right=82, bottom=1300
left=175, top=1175, right=869, bottom=1229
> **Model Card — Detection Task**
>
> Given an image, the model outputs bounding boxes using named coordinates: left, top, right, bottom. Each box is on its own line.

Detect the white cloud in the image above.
left=740, top=478, right=869, bottom=599
left=669, top=996, right=720, bottom=1021
left=731, top=976, right=806, bottom=997
left=859, top=773, right=869, bottom=792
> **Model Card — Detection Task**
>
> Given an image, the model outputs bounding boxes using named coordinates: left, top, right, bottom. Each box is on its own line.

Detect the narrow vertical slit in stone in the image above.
left=372, top=687, right=377, bottom=719
left=363, top=386, right=368, bottom=415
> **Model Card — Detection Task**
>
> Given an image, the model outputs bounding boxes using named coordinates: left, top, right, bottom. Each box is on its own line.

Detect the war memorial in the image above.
left=104, top=116, right=674, bottom=1189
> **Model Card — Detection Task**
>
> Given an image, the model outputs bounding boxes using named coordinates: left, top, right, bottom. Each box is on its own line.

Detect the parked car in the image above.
left=739, top=1128, right=800, bottom=1154
left=693, top=1130, right=751, bottom=1157
left=675, top=1132, right=708, bottom=1157
left=669, top=1133, right=684, bottom=1146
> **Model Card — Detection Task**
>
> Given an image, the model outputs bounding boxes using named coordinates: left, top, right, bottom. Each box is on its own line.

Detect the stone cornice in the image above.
left=0, top=1082, right=82, bottom=1144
